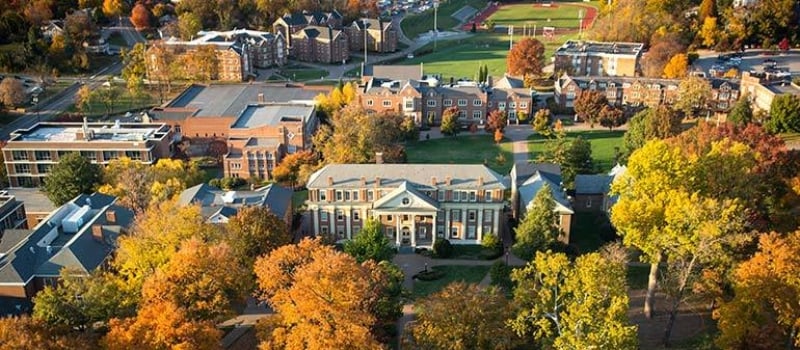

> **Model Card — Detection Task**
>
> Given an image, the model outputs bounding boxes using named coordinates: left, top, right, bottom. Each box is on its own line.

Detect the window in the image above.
left=367, top=99, right=373, bottom=106
left=230, top=162, right=241, bottom=170
left=14, top=164, right=30, bottom=174
left=473, top=99, right=482, bottom=106
left=402, top=215, right=409, bottom=221
left=382, top=100, right=391, bottom=107
left=426, top=111, right=436, bottom=121
left=419, top=227, right=427, bottom=239
left=11, top=151, right=28, bottom=161
left=404, top=99, right=414, bottom=110
left=353, top=210, right=360, bottom=221
left=467, top=226, right=476, bottom=239
left=336, top=210, right=344, bottom=221
left=80, top=151, right=96, bottom=161
left=319, top=191, right=327, bottom=201
left=468, top=211, right=476, bottom=221
left=469, top=191, right=476, bottom=202
left=483, top=225, right=492, bottom=235
left=443, top=99, right=453, bottom=107
left=321, top=226, right=329, bottom=234
left=520, top=102, right=528, bottom=109
left=57, top=151, right=73, bottom=159
left=34, top=151, right=51, bottom=161
left=36, top=164, right=51, bottom=174
left=367, top=190, right=374, bottom=201
left=586, top=198, right=592, bottom=208
left=336, top=190, right=343, bottom=201
left=450, top=227, right=460, bottom=239
left=125, top=151, right=142, bottom=160
left=402, top=197, right=410, bottom=205
left=484, top=210, right=493, bottom=222
left=472, top=110, right=481, bottom=119
left=386, top=227, right=395, bottom=238
left=485, top=190, right=493, bottom=202
left=352, top=191, right=359, bottom=201
left=437, top=227, right=445, bottom=238
left=509, top=102, right=516, bottom=108
left=437, top=191, right=444, bottom=201
left=452, top=210, right=461, bottom=222
left=387, top=215, right=393, bottom=222
left=457, top=99, right=467, bottom=106
left=344, top=191, right=350, bottom=201
left=498, top=102, right=506, bottom=109
left=321, top=211, right=328, bottom=221
left=427, top=99, right=436, bottom=107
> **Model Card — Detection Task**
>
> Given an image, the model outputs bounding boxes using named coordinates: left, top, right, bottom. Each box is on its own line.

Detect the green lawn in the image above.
left=406, top=134, right=514, bottom=174
left=528, top=130, right=624, bottom=172
left=488, top=3, right=586, bottom=29
left=401, top=0, right=488, bottom=39
left=412, top=265, right=491, bottom=299
left=278, top=68, right=329, bottom=81
left=68, top=89, right=158, bottom=118
left=400, top=32, right=578, bottom=81
left=434, top=244, right=498, bottom=260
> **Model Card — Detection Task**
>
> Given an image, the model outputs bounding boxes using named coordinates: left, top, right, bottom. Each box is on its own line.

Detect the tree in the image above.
left=699, top=0, right=717, bottom=22
left=715, top=231, right=800, bottom=349
left=343, top=218, right=395, bottom=263
left=186, top=45, right=219, bottom=82
left=485, top=109, right=507, bottom=133
left=130, top=3, right=152, bottom=30
left=494, top=129, right=504, bottom=144
left=623, top=106, right=683, bottom=156
left=23, top=0, right=53, bottom=27
left=98, top=157, right=203, bottom=213
left=598, top=105, right=626, bottom=130
left=727, top=94, right=753, bottom=126
left=102, top=0, right=126, bottom=19
left=92, top=82, right=122, bottom=116
left=226, top=206, right=292, bottom=269
left=663, top=53, right=689, bottom=79
left=538, top=134, right=593, bottom=189
left=507, top=38, right=545, bottom=77
left=699, top=17, right=719, bottom=48
left=532, top=108, right=552, bottom=136
left=178, top=12, right=202, bottom=40
left=74, top=85, right=93, bottom=113
left=749, top=0, right=797, bottom=47
left=272, top=151, right=318, bottom=189
left=313, top=105, right=408, bottom=164
left=767, top=94, right=800, bottom=133
left=64, top=9, right=94, bottom=44
left=254, top=238, right=386, bottom=350
left=406, top=282, right=520, bottom=350
left=121, top=43, right=147, bottom=104
left=0, top=316, right=97, bottom=349
left=104, top=301, right=222, bottom=350
left=573, top=90, right=608, bottom=127
left=399, top=116, right=419, bottom=141
left=676, top=76, right=712, bottom=118
left=0, top=78, right=26, bottom=108
left=114, top=200, right=217, bottom=287
left=440, top=106, right=459, bottom=136
left=43, top=153, right=101, bottom=206
left=510, top=251, right=638, bottom=349
left=513, top=184, right=560, bottom=261
left=33, top=271, right=137, bottom=330
left=641, top=32, right=685, bottom=78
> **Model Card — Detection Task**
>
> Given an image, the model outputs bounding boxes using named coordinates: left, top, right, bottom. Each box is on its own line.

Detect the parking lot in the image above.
left=692, top=51, right=800, bottom=78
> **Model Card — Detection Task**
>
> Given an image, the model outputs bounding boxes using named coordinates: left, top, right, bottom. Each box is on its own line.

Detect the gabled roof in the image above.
left=373, top=181, right=439, bottom=211
left=494, top=75, right=525, bottom=89
left=512, top=162, right=561, bottom=186
left=519, top=171, right=573, bottom=214
left=307, top=164, right=508, bottom=190
left=177, top=183, right=293, bottom=222
left=575, top=174, right=613, bottom=195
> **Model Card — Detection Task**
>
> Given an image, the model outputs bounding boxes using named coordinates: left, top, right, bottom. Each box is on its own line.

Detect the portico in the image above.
left=372, top=181, right=440, bottom=248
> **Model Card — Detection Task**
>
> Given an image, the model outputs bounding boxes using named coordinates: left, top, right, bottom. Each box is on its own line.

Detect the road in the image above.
left=105, top=17, right=147, bottom=46
left=692, top=49, right=800, bottom=76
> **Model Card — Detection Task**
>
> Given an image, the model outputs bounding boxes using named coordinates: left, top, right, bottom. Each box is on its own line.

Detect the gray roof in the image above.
left=575, top=174, right=613, bottom=194
left=519, top=171, right=573, bottom=214
left=232, top=104, right=314, bottom=129
left=165, top=84, right=322, bottom=118
left=0, top=193, right=133, bottom=285
left=364, top=65, right=423, bottom=81
left=307, top=164, right=507, bottom=190
left=4, top=189, right=55, bottom=214
left=512, top=162, right=561, bottom=186
left=178, top=183, right=293, bottom=221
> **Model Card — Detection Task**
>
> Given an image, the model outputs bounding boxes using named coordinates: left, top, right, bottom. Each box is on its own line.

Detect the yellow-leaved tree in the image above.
left=662, top=53, right=688, bottom=79
left=104, top=301, right=221, bottom=350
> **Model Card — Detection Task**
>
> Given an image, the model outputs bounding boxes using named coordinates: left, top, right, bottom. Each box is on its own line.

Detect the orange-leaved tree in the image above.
left=507, top=38, right=545, bottom=77
left=104, top=301, right=221, bottom=350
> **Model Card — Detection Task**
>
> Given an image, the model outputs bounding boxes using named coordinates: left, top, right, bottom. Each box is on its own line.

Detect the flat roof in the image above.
left=9, top=122, right=168, bottom=143
left=766, top=83, right=800, bottom=95
left=556, top=41, right=644, bottom=56
left=4, top=189, right=54, bottom=213
left=232, top=104, right=314, bottom=128
left=166, top=84, right=324, bottom=118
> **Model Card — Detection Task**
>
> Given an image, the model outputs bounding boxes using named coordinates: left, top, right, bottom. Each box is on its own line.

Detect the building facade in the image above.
left=273, top=10, right=344, bottom=48
left=740, top=71, right=800, bottom=112
left=290, top=25, right=350, bottom=63
left=554, top=41, right=644, bottom=77
left=305, top=164, right=507, bottom=248
left=3, top=121, right=172, bottom=188
left=345, top=18, right=398, bottom=53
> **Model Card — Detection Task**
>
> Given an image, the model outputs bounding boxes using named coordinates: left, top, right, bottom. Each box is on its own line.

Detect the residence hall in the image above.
left=554, top=40, right=644, bottom=77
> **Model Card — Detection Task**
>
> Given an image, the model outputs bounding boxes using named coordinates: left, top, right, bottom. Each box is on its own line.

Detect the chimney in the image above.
left=374, top=177, right=381, bottom=187
left=375, top=152, right=384, bottom=164
left=105, top=210, right=116, bottom=224
left=327, top=176, right=334, bottom=186
left=431, top=176, right=437, bottom=186
left=92, top=224, right=103, bottom=242
left=360, top=176, right=367, bottom=186
left=257, top=93, right=265, bottom=103
left=445, top=176, right=452, bottom=186
left=477, top=176, right=484, bottom=187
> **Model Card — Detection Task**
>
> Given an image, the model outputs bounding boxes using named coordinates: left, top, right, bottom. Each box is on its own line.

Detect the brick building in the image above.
left=740, top=71, right=800, bottom=112
left=273, top=10, right=344, bottom=49
left=305, top=164, right=507, bottom=247
left=346, top=18, right=398, bottom=53
left=554, top=41, right=644, bottom=77
left=194, top=29, right=288, bottom=68
left=3, top=121, right=173, bottom=188
left=290, top=25, right=350, bottom=63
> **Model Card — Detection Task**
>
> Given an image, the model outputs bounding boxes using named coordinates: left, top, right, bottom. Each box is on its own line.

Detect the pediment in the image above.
left=373, top=182, right=438, bottom=211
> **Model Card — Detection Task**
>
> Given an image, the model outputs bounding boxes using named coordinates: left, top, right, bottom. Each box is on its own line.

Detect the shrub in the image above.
left=219, top=176, right=246, bottom=190
left=481, top=234, right=503, bottom=259
left=432, top=239, right=453, bottom=258
left=415, top=269, right=445, bottom=281
left=489, top=261, right=513, bottom=290
left=208, top=178, right=221, bottom=188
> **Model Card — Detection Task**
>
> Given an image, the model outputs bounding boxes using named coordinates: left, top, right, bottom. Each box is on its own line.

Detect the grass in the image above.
left=412, top=265, right=491, bottom=299
left=292, top=190, right=308, bottom=210
left=399, top=32, right=579, bottom=81
left=406, top=134, right=514, bottom=174
left=488, top=3, right=585, bottom=29
left=570, top=212, right=615, bottom=254
left=68, top=89, right=158, bottom=118
left=277, top=68, right=329, bottom=81
left=527, top=130, right=624, bottom=172
left=33, top=81, right=75, bottom=105
left=435, top=244, right=498, bottom=260
left=401, top=0, right=488, bottom=39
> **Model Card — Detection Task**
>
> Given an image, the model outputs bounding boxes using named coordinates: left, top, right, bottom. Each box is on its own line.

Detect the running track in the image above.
left=462, top=2, right=598, bottom=33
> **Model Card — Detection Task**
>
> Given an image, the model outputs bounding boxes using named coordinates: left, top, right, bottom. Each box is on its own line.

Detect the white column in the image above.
left=411, top=214, right=416, bottom=247
left=431, top=212, right=437, bottom=246
left=345, top=207, right=352, bottom=240
left=477, top=208, right=484, bottom=242
left=395, top=215, right=401, bottom=245
left=493, top=207, right=501, bottom=237
left=445, top=209, right=451, bottom=239
left=312, top=208, right=319, bottom=235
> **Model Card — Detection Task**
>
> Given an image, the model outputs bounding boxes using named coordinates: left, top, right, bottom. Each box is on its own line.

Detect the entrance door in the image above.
left=401, top=226, right=411, bottom=245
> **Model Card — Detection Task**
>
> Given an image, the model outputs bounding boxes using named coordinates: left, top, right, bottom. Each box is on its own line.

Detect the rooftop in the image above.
left=232, top=104, right=314, bottom=129
left=178, top=183, right=293, bottom=222
left=364, top=64, right=423, bottom=81
left=556, top=40, right=644, bottom=56
left=8, top=122, right=169, bottom=143
left=4, top=189, right=54, bottom=214
left=164, top=84, right=324, bottom=117
left=306, top=164, right=508, bottom=189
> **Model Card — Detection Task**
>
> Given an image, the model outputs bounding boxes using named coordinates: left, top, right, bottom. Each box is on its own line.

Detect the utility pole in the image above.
left=578, top=10, right=584, bottom=37
left=363, top=19, right=368, bottom=64
left=433, top=0, right=439, bottom=51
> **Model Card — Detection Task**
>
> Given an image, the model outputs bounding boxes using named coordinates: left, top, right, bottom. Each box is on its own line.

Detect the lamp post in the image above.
left=363, top=18, right=368, bottom=64
left=433, top=0, right=440, bottom=51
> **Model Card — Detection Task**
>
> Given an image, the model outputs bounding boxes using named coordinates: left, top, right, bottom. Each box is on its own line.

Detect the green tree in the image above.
left=767, top=94, right=800, bottom=133
left=178, top=12, right=202, bottom=40
left=727, top=93, right=753, bottom=126
left=225, top=206, right=292, bottom=269
left=675, top=76, right=712, bottom=118
left=510, top=251, right=638, bottom=349
left=573, top=90, right=608, bottom=127
left=344, top=218, right=395, bottom=263
left=622, top=106, right=682, bottom=156
left=74, top=85, right=93, bottom=113
left=513, top=184, right=560, bottom=261
left=121, top=43, right=147, bottom=104
left=538, top=134, right=593, bottom=189
left=399, top=116, right=419, bottom=141
left=532, top=108, right=552, bottom=136
left=406, top=282, right=520, bottom=350
left=43, top=153, right=101, bottom=206
left=440, top=106, right=459, bottom=136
